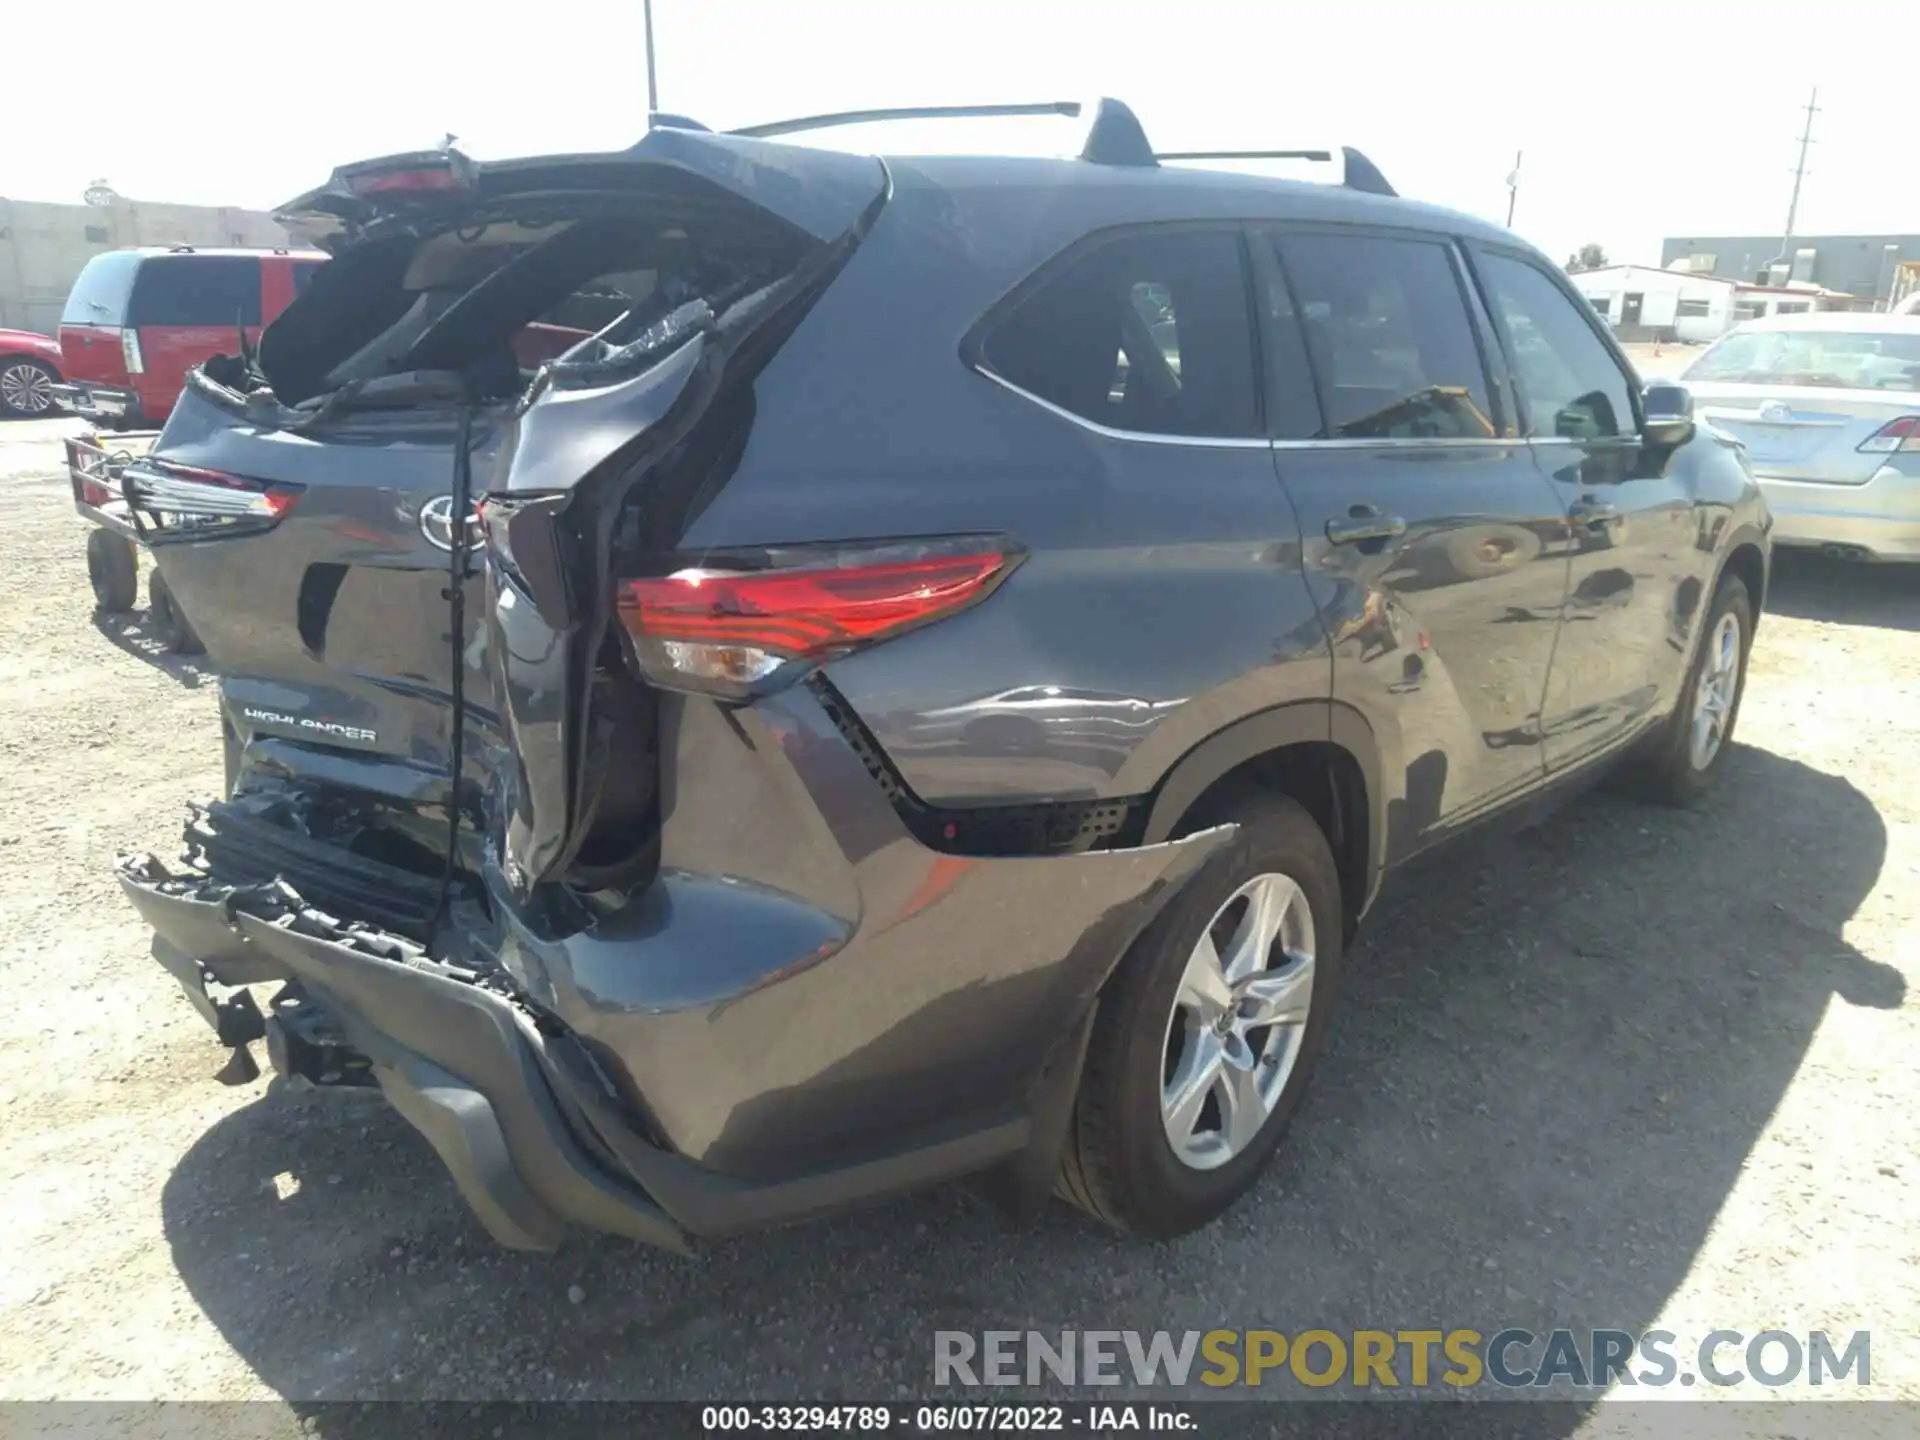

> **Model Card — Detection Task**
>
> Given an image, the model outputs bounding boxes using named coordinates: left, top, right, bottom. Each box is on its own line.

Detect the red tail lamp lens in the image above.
left=616, top=544, right=1018, bottom=693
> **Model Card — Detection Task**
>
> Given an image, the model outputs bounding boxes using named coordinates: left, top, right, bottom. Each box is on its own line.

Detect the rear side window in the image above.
left=1274, top=232, right=1496, bottom=441
left=60, top=251, right=144, bottom=327
left=978, top=229, right=1260, bottom=439
left=1477, top=251, right=1636, bottom=439
left=127, top=256, right=262, bottom=327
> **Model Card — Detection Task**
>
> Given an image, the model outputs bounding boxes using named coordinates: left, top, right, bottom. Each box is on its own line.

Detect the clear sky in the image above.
left=9, top=0, right=1904, bottom=267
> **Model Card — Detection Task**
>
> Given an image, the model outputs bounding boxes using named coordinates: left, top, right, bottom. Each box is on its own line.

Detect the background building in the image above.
left=1568, top=265, right=1738, bottom=343
left=1572, top=263, right=1863, bottom=344
left=1661, top=233, right=1920, bottom=307
left=1, top=193, right=292, bottom=334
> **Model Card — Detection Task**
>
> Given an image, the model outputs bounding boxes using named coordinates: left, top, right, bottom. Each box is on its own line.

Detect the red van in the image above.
left=51, top=247, right=326, bottom=429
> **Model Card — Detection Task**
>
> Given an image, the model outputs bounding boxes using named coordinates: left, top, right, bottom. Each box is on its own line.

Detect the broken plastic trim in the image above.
left=807, top=676, right=1148, bottom=857
left=541, top=297, right=715, bottom=395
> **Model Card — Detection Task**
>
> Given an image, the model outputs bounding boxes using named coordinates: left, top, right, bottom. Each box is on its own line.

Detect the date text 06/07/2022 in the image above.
left=699, top=1403, right=1197, bottom=1432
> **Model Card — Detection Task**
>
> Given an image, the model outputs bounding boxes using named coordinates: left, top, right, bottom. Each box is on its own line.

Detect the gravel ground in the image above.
left=1, top=414, right=1915, bottom=1431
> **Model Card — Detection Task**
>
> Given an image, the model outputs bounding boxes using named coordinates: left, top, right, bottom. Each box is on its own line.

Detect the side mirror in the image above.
left=1642, top=382, right=1695, bottom=447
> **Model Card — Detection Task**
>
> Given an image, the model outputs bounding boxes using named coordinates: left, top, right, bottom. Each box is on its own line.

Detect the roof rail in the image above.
left=731, top=102, right=1080, bottom=139
left=1155, top=145, right=1397, bottom=197
left=725, top=97, right=1158, bottom=166
left=719, top=100, right=1392, bottom=193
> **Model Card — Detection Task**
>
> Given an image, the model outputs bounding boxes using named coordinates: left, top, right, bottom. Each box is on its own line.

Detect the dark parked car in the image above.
left=117, top=107, right=1770, bottom=1253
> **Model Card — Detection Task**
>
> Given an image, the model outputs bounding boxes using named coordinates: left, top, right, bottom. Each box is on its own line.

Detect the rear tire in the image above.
left=148, top=570, right=203, bottom=655
left=1058, top=793, right=1343, bottom=1239
left=1635, top=573, right=1752, bottom=804
left=87, top=529, right=138, bottom=613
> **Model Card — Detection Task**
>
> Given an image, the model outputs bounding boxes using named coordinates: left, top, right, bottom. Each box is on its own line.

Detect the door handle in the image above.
left=1569, top=496, right=1621, bottom=527
left=1326, top=506, right=1408, bottom=546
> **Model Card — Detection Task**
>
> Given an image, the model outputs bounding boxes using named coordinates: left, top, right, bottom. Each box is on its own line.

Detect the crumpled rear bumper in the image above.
left=120, top=687, right=1231, bottom=1252
left=120, top=860, right=687, bottom=1251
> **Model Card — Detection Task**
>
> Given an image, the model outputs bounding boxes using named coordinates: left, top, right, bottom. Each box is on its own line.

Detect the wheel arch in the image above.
left=1720, top=528, right=1769, bottom=618
left=1139, top=700, right=1382, bottom=934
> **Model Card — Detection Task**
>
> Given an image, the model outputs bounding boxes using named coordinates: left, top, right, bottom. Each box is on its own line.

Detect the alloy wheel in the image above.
left=1, top=362, right=55, bottom=416
left=1689, top=610, right=1743, bottom=770
left=1160, top=871, right=1316, bottom=1170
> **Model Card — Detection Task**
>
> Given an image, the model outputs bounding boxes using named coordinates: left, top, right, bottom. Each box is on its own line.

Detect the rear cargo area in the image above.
left=137, top=142, right=861, bottom=929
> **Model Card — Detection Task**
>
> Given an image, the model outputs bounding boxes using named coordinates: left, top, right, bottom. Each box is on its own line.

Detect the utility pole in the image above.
left=1779, top=87, right=1819, bottom=261
left=643, top=0, right=660, bottom=118
left=1504, top=150, right=1522, bottom=228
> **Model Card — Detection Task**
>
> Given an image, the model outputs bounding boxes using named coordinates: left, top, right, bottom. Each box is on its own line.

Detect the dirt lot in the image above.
left=2, top=413, right=1916, bottom=1428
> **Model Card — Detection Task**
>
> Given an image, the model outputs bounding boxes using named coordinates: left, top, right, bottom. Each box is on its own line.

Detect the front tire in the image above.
left=1636, top=573, right=1752, bottom=804
left=1058, top=793, right=1343, bottom=1238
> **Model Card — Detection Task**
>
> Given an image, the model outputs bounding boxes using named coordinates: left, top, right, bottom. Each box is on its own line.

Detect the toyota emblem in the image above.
left=418, top=494, right=479, bottom=552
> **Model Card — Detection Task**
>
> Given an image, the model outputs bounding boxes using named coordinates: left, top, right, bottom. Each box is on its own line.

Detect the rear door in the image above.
left=128, top=254, right=263, bottom=419
left=1468, top=244, right=1707, bottom=769
left=1258, top=225, right=1570, bottom=860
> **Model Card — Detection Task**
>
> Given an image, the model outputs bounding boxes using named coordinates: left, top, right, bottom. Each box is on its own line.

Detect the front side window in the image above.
left=128, top=256, right=263, bottom=327
left=978, top=229, right=1260, bottom=438
left=1478, top=251, right=1636, bottom=440
left=1274, top=232, right=1496, bottom=441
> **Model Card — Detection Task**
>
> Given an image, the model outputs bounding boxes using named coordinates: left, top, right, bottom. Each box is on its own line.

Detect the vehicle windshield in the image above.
left=1684, top=328, right=1920, bottom=391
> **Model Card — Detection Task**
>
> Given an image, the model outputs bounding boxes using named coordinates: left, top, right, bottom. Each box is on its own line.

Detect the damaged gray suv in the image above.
left=116, top=99, right=1771, bottom=1251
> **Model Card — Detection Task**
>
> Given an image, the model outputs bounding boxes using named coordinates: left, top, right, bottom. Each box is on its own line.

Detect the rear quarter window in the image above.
left=60, top=251, right=145, bottom=327
left=976, top=228, right=1262, bottom=439
left=127, top=256, right=263, bottom=327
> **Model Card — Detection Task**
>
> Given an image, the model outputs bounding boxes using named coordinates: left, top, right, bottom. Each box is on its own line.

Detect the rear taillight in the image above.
left=617, top=539, right=1021, bottom=697
left=120, top=328, right=143, bottom=376
left=1858, top=417, right=1920, bottom=454
left=123, top=459, right=302, bottom=532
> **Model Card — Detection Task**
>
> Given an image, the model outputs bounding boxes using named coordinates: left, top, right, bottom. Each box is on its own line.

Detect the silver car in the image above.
left=1682, top=312, right=1920, bottom=561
